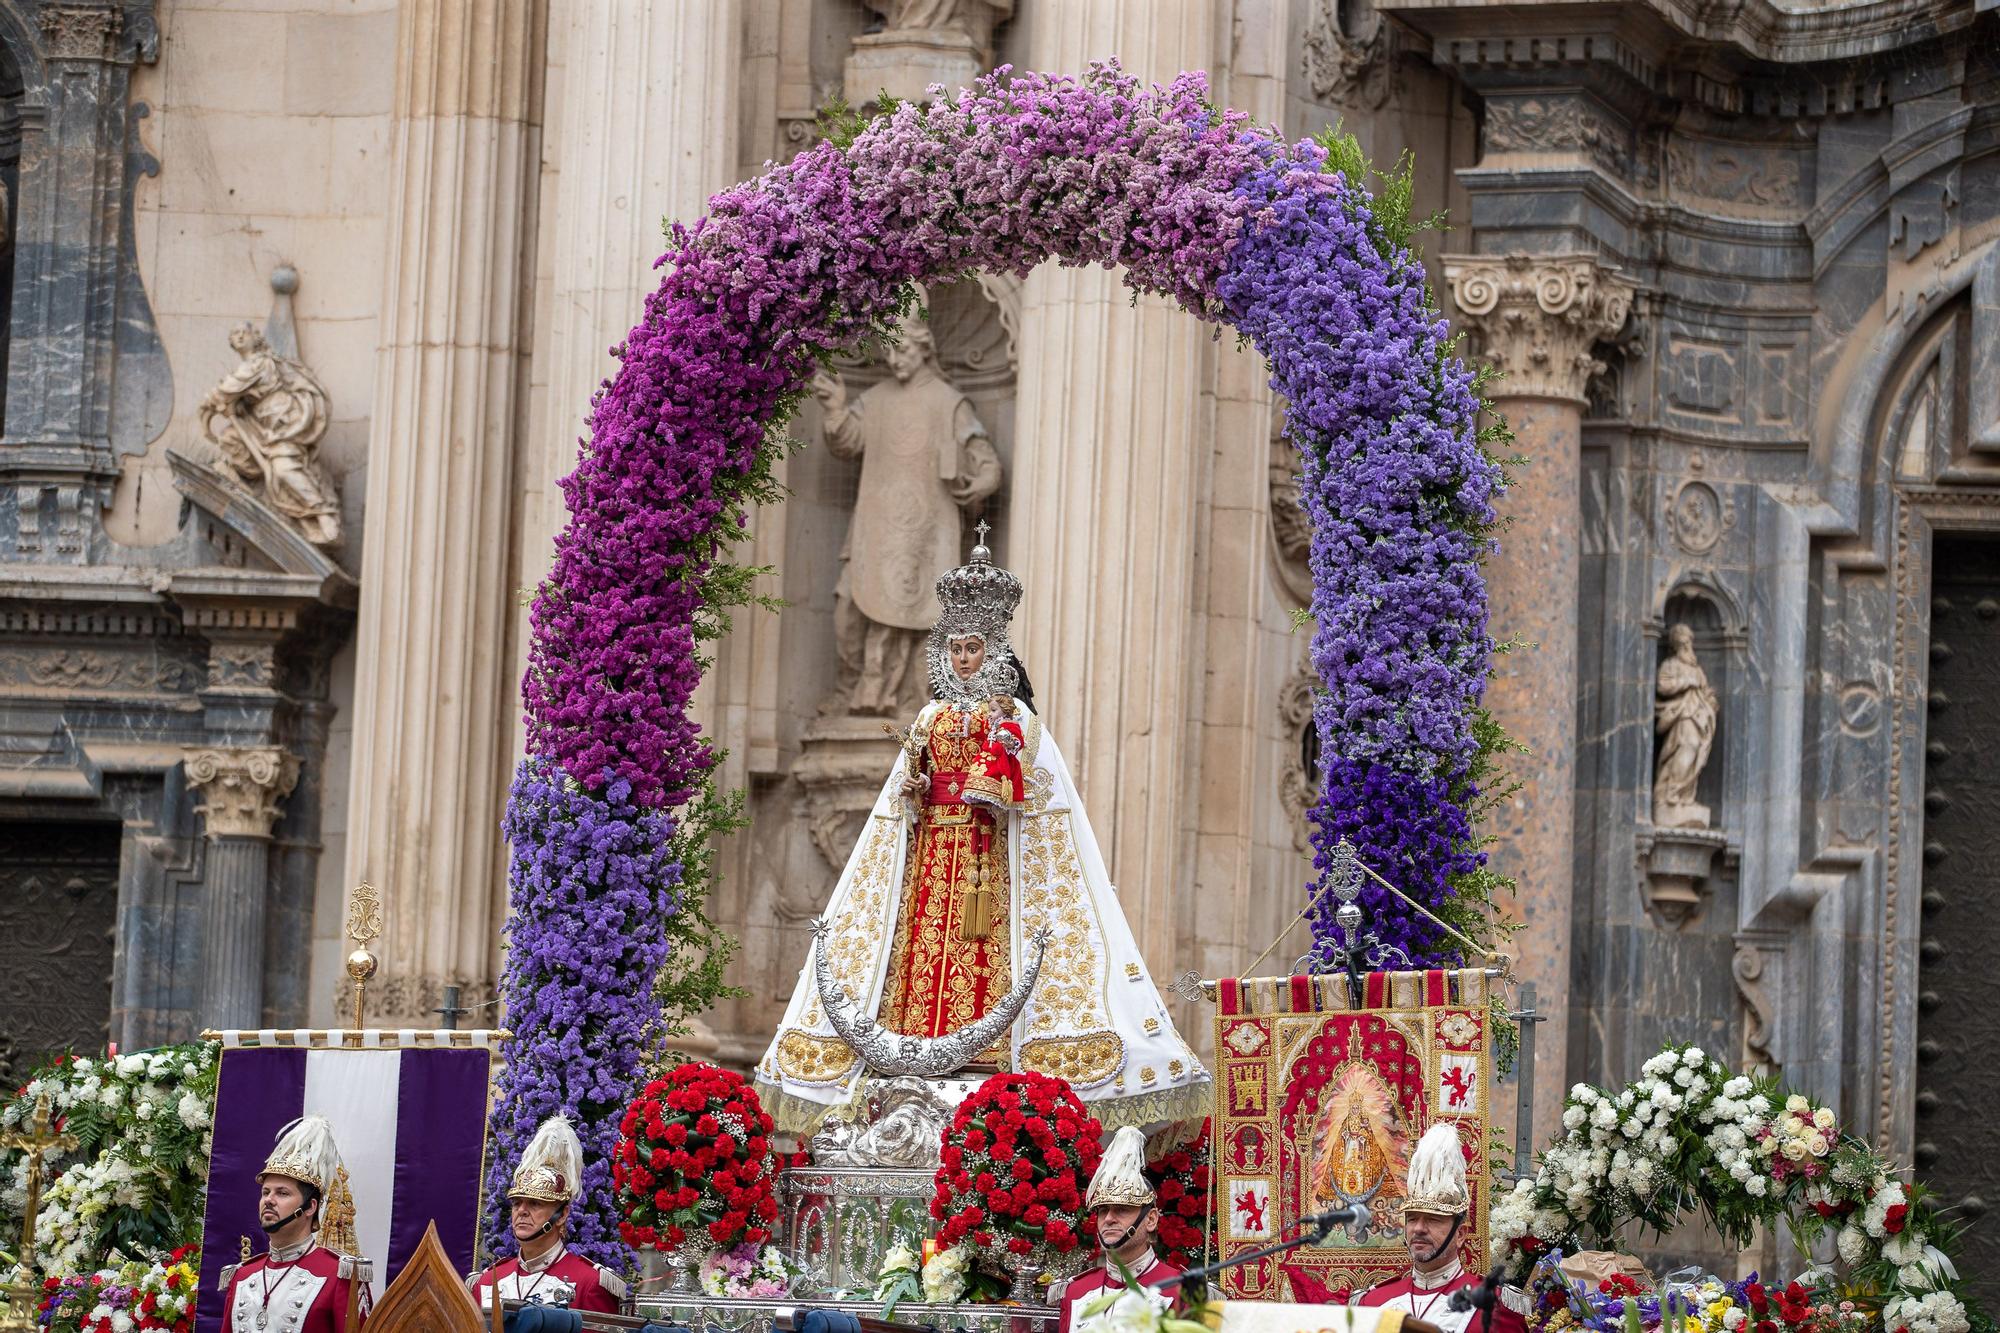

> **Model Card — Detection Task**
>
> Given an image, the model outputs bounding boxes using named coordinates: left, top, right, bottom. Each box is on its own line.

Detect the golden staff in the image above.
left=344, top=881, right=383, bottom=1030
left=0, top=1093, right=79, bottom=1332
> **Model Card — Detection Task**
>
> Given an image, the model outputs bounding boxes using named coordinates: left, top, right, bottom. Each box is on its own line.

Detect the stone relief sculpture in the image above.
left=1652, top=623, right=1718, bottom=828
left=845, top=0, right=1012, bottom=106
left=199, top=323, right=341, bottom=547
left=812, top=310, right=1002, bottom=716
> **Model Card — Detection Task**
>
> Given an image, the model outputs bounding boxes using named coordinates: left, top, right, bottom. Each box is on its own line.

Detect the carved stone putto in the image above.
left=1443, top=254, right=1636, bottom=404
left=200, top=324, right=342, bottom=548
left=184, top=746, right=301, bottom=839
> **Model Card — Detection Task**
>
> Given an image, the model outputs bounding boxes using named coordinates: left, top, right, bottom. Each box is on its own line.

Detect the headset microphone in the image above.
left=259, top=1203, right=310, bottom=1235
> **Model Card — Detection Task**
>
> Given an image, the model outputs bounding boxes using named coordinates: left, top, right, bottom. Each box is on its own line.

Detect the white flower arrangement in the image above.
left=1493, top=1041, right=1985, bottom=1333
left=0, top=1042, right=218, bottom=1280
left=921, top=1243, right=971, bottom=1305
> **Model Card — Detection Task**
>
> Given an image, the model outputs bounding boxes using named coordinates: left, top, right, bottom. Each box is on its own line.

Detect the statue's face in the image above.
left=887, top=335, right=927, bottom=382
left=948, top=634, right=986, bottom=681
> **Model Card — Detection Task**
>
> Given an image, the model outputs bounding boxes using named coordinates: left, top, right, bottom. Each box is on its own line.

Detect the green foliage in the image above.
left=653, top=769, right=750, bottom=1049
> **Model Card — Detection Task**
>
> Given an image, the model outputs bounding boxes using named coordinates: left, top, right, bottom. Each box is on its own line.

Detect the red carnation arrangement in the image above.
left=614, top=1062, right=781, bottom=1250
left=1145, top=1120, right=1213, bottom=1266
left=931, top=1072, right=1103, bottom=1286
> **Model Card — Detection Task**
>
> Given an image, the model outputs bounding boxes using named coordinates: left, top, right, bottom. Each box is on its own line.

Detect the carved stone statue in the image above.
left=200, top=323, right=341, bottom=547
left=812, top=311, right=1002, bottom=716
left=1653, top=623, right=1718, bottom=828
left=861, top=0, right=1011, bottom=56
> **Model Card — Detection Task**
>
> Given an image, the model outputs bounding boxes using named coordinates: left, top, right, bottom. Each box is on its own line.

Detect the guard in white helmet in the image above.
left=469, top=1116, right=626, bottom=1314
left=1359, top=1124, right=1526, bottom=1333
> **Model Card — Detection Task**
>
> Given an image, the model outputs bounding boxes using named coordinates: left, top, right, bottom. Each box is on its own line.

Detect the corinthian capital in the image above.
left=185, top=746, right=301, bottom=839
left=1443, top=254, right=1636, bottom=404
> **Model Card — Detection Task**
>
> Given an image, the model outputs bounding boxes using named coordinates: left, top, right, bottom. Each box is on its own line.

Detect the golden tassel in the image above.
left=960, top=835, right=995, bottom=941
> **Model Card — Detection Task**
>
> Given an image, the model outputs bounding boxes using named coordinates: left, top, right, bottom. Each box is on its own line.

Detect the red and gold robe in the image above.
left=219, top=1245, right=370, bottom=1333
left=878, top=699, right=1026, bottom=1038
left=469, top=1247, right=625, bottom=1314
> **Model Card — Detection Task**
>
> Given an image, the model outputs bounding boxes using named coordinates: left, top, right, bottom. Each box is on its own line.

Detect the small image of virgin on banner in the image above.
left=193, top=1031, right=499, bottom=1333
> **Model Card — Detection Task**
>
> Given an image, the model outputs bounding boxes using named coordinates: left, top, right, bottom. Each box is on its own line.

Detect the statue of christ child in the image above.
left=758, top=537, right=1211, bottom=1132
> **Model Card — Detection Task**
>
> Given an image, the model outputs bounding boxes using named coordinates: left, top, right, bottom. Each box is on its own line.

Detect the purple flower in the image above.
left=485, top=758, right=683, bottom=1266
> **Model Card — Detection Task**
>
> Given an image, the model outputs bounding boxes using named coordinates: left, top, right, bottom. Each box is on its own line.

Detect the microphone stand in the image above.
left=1144, top=1208, right=1359, bottom=1298
left=1445, top=1264, right=1505, bottom=1333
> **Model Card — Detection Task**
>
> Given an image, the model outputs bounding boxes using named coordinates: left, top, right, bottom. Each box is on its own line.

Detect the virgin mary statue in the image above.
left=757, top=538, right=1210, bottom=1132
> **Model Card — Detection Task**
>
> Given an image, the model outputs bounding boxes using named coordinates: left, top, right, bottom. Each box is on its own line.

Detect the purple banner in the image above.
left=194, top=1044, right=494, bottom=1333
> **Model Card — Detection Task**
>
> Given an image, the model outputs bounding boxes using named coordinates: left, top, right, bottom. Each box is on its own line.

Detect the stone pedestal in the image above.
left=1638, top=824, right=1730, bottom=927
left=793, top=713, right=901, bottom=870
left=186, top=746, right=300, bottom=1029
left=1443, top=253, right=1633, bottom=1146
left=844, top=28, right=982, bottom=105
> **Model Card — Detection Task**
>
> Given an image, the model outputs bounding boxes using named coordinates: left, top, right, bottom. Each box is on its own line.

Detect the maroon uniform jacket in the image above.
left=1056, top=1256, right=1184, bottom=1333
left=220, top=1245, right=371, bottom=1333
left=1360, top=1266, right=1529, bottom=1333
left=469, top=1248, right=625, bottom=1315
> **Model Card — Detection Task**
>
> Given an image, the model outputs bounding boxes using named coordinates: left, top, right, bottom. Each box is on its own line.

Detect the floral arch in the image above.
left=489, top=64, right=1504, bottom=1258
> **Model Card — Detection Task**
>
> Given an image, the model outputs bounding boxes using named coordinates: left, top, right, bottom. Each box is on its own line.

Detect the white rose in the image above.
left=1806, top=1132, right=1829, bottom=1155
left=1837, top=1226, right=1868, bottom=1267
left=1746, top=1176, right=1768, bottom=1197
left=1786, top=1094, right=1810, bottom=1113
left=1814, top=1107, right=1836, bottom=1130
left=1723, top=1310, right=1746, bottom=1330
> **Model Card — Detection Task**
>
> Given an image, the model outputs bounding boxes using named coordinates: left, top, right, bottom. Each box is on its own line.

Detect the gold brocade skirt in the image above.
left=877, top=800, right=1013, bottom=1042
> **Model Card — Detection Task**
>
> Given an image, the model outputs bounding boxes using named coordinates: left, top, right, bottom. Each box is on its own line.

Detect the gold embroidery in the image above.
left=1144, top=1017, right=1161, bottom=1034
left=1125, top=963, right=1141, bottom=980
left=878, top=705, right=1013, bottom=1038
left=1018, top=1032, right=1124, bottom=1088
left=1017, top=808, right=1110, bottom=1037
left=1140, top=1066, right=1157, bottom=1085
left=803, top=809, right=901, bottom=1028
left=776, top=1032, right=858, bottom=1083
left=1169, top=1059, right=1184, bottom=1078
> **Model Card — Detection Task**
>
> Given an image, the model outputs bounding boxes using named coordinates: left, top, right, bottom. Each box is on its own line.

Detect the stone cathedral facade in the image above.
left=0, top=0, right=1993, bottom=1285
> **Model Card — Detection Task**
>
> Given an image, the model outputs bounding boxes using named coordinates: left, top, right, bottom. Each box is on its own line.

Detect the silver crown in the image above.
left=927, top=522, right=1023, bottom=704
left=934, top=522, right=1022, bottom=637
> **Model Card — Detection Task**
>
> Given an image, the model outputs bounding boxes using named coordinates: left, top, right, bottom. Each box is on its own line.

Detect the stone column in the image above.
left=519, top=2, right=739, bottom=586
left=344, top=0, right=541, bottom=1025
left=1442, top=253, right=1634, bottom=1143
left=1010, top=1, right=1220, bottom=962
left=187, top=747, right=301, bottom=1029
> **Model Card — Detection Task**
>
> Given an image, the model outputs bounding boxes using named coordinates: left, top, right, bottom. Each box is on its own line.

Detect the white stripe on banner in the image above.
left=304, top=1050, right=400, bottom=1286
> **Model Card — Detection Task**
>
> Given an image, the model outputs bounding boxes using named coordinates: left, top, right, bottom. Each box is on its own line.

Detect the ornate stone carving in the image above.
left=1302, top=0, right=1393, bottom=110
left=1269, top=437, right=1313, bottom=604
left=0, top=647, right=199, bottom=694
left=199, top=324, right=341, bottom=548
left=1481, top=96, right=1626, bottom=176
left=1444, top=254, right=1635, bottom=404
left=1731, top=940, right=1776, bottom=1074
left=1668, top=481, right=1734, bottom=555
left=1665, top=139, right=1802, bottom=211
left=813, top=308, right=1002, bottom=716
left=184, top=746, right=301, bottom=839
left=1653, top=624, right=1718, bottom=829
left=38, top=4, right=120, bottom=61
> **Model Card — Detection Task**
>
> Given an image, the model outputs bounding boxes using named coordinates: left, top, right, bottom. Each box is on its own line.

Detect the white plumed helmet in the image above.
left=1400, top=1122, right=1470, bottom=1218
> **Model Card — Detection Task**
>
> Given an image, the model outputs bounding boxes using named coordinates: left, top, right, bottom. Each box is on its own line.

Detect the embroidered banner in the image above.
left=1211, top=970, right=1492, bottom=1301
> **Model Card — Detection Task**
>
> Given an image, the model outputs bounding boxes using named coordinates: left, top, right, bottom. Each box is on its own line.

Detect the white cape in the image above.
left=756, top=699, right=1210, bottom=1132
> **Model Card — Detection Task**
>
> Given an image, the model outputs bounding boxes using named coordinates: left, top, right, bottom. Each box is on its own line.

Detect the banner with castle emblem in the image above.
left=1211, top=969, right=1493, bottom=1302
